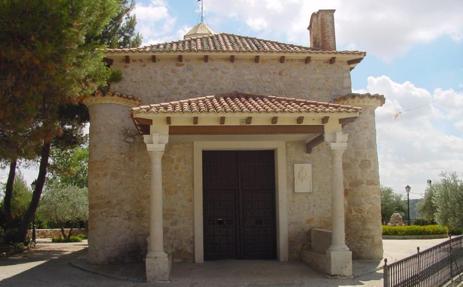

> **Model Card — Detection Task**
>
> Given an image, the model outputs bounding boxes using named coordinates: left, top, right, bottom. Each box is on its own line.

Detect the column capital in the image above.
left=144, top=133, right=169, bottom=152
left=325, top=131, right=348, bottom=151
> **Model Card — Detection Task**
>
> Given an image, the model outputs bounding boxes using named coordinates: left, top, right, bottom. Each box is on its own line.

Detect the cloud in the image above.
left=133, top=0, right=179, bottom=44
left=246, top=18, right=268, bottom=31
left=359, top=76, right=463, bottom=197
left=202, top=0, right=463, bottom=61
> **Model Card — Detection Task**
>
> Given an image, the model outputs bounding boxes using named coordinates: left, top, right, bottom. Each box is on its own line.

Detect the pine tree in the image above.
left=0, top=0, right=118, bottom=243
left=99, top=0, right=142, bottom=48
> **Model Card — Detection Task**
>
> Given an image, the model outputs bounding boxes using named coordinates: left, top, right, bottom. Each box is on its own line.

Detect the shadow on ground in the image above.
left=0, top=243, right=383, bottom=287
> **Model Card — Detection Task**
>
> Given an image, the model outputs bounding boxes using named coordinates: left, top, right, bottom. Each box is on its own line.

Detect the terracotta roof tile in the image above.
left=107, top=33, right=365, bottom=56
left=132, top=92, right=361, bottom=115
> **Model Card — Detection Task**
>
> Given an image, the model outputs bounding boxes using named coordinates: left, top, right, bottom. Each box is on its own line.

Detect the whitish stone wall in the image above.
left=87, top=103, right=150, bottom=263
left=343, top=105, right=384, bottom=259
left=286, top=141, right=332, bottom=260
left=162, top=143, right=195, bottom=261
left=110, top=57, right=351, bottom=103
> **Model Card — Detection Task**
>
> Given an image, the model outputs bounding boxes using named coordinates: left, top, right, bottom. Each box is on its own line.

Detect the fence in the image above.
left=384, top=235, right=463, bottom=287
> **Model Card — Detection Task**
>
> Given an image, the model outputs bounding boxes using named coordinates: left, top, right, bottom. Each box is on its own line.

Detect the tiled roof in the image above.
left=132, top=92, right=361, bottom=114
left=106, top=33, right=365, bottom=56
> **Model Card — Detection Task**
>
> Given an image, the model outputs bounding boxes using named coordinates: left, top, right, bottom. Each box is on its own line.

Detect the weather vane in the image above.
left=198, top=0, right=204, bottom=23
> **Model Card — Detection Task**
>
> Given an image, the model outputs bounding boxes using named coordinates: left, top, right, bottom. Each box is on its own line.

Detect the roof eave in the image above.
left=104, top=50, right=366, bottom=56
left=132, top=111, right=361, bottom=120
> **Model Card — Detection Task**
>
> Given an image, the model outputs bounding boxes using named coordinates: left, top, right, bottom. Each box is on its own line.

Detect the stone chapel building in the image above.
left=83, top=10, right=385, bottom=282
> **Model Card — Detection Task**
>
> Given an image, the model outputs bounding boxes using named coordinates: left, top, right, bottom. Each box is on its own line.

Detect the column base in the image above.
left=145, top=252, right=171, bottom=282
left=327, top=249, right=352, bottom=277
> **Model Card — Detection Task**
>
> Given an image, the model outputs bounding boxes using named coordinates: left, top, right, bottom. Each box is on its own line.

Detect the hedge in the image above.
left=383, top=225, right=448, bottom=236
left=51, top=234, right=85, bottom=243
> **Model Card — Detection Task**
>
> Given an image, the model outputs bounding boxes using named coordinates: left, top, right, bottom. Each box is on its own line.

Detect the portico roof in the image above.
left=131, top=92, right=361, bottom=140
left=132, top=92, right=361, bottom=115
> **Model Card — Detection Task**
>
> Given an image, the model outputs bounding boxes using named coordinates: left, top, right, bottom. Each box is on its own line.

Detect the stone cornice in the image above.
left=334, top=93, right=385, bottom=108
left=82, top=91, right=141, bottom=107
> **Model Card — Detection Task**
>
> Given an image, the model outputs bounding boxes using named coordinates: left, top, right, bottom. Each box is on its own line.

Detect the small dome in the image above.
left=184, top=22, right=215, bottom=39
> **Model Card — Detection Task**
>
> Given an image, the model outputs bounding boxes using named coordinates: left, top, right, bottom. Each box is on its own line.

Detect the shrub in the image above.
left=449, top=227, right=463, bottom=236
left=383, top=225, right=448, bottom=236
left=74, top=233, right=87, bottom=240
left=52, top=236, right=82, bottom=243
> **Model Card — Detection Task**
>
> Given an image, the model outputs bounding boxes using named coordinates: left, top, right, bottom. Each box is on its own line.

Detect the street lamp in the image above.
left=405, top=185, right=411, bottom=225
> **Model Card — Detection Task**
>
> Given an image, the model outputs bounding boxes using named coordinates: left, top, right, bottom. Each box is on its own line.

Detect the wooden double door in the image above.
left=203, top=150, right=277, bottom=260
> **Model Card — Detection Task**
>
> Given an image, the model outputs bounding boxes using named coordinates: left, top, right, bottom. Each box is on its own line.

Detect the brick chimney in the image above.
left=308, top=9, right=336, bottom=50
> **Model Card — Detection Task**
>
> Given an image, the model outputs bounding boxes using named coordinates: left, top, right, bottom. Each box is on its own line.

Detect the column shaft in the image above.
left=329, top=147, right=348, bottom=251
left=149, top=150, right=165, bottom=255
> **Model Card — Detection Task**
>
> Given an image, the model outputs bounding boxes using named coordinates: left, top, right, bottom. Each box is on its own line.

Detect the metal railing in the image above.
left=384, top=235, right=463, bottom=287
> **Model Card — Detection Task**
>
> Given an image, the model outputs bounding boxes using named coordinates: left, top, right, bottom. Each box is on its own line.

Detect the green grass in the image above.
left=383, top=225, right=448, bottom=236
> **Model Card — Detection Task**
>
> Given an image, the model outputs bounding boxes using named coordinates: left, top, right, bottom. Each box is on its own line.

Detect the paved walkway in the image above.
left=0, top=238, right=448, bottom=287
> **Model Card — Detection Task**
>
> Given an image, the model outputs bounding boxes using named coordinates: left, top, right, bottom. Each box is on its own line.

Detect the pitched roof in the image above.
left=106, top=33, right=365, bottom=56
left=132, top=92, right=361, bottom=115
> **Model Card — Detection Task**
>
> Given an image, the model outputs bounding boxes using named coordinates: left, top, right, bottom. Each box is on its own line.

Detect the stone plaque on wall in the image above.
left=294, top=163, right=312, bottom=193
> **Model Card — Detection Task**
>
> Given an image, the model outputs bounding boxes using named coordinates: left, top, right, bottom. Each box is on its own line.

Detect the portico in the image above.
left=133, top=92, right=360, bottom=282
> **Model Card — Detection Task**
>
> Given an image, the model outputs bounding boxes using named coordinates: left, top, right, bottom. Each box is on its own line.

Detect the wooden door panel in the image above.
left=239, top=151, right=276, bottom=259
left=203, top=151, right=238, bottom=260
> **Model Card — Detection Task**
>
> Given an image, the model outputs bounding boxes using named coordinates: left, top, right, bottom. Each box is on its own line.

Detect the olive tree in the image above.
left=38, top=184, right=88, bottom=240
left=433, top=173, right=463, bottom=232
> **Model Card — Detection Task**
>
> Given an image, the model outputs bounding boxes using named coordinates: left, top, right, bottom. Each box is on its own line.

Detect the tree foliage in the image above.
left=38, top=184, right=88, bottom=240
left=0, top=173, right=32, bottom=221
left=418, top=185, right=437, bottom=222
left=97, top=0, right=142, bottom=48
left=381, top=186, right=406, bottom=224
left=432, top=173, right=463, bottom=231
left=0, top=0, right=117, bottom=160
left=48, top=146, right=89, bottom=188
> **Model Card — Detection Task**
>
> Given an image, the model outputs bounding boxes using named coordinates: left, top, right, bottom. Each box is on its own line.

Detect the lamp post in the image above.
left=405, top=185, right=411, bottom=225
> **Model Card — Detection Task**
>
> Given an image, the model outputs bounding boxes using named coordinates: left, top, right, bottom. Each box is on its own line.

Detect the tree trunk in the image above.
left=60, top=226, right=66, bottom=239
left=67, top=227, right=73, bottom=241
left=2, top=158, right=17, bottom=225
left=14, top=142, right=51, bottom=243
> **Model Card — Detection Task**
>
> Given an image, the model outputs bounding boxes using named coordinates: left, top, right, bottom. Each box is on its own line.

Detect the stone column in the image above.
left=326, top=131, right=352, bottom=276
left=144, top=132, right=171, bottom=282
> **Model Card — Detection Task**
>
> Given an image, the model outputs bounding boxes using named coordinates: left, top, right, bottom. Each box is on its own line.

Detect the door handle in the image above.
left=216, top=218, right=225, bottom=225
